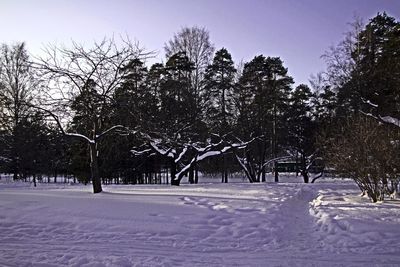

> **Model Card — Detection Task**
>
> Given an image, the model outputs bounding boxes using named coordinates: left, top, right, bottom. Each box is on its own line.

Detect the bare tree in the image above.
left=165, top=26, right=215, bottom=109
left=34, top=37, right=152, bottom=193
left=321, top=15, right=364, bottom=89
left=0, top=42, right=37, bottom=180
left=322, top=116, right=400, bottom=202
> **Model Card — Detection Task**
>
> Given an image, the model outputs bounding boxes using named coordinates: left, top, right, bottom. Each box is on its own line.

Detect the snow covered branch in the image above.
left=149, top=142, right=176, bottom=159
left=96, top=125, right=129, bottom=140
left=131, top=133, right=254, bottom=185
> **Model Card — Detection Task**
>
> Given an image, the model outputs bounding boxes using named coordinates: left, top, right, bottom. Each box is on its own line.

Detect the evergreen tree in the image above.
left=330, top=13, right=400, bottom=121
left=203, top=48, right=237, bottom=132
left=286, top=84, right=315, bottom=183
left=146, top=63, right=165, bottom=111
left=203, top=48, right=237, bottom=182
left=235, top=55, right=293, bottom=182
left=352, top=12, right=400, bottom=120
left=113, top=58, right=149, bottom=129
left=159, top=52, right=196, bottom=135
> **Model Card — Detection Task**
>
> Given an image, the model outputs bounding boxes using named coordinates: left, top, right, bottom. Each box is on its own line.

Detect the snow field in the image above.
left=0, top=180, right=399, bottom=266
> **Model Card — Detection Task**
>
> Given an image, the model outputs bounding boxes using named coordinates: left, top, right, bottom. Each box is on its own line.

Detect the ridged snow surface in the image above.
left=0, top=178, right=399, bottom=266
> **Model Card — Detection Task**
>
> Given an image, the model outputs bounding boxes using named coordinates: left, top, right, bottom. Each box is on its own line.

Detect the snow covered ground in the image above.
left=0, top=178, right=399, bottom=266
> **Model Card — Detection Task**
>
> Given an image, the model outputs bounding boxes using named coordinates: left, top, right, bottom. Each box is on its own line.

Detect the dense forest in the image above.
left=0, top=12, right=399, bottom=202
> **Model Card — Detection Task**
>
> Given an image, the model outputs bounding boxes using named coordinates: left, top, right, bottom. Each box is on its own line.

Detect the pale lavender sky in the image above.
left=1, top=0, right=399, bottom=85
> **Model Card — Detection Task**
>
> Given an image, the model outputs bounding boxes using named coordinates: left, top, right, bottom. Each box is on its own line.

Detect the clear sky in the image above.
left=1, top=0, right=399, bottom=86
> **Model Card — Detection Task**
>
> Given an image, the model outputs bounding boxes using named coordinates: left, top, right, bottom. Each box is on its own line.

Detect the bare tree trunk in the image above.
left=194, top=165, right=199, bottom=184
left=89, top=142, right=102, bottom=193
left=311, top=172, right=324, bottom=183
left=301, top=155, right=309, bottom=183
left=223, top=154, right=228, bottom=183
left=12, top=132, right=18, bottom=181
left=33, top=174, right=37, bottom=187
left=273, top=101, right=279, bottom=183
left=223, top=171, right=228, bottom=183
left=302, top=171, right=309, bottom=183
left=274, top=161, right=279, bottom=182
left=189, top=167, right=195, bottom=184
left=170, top=161, right=179, bottom=186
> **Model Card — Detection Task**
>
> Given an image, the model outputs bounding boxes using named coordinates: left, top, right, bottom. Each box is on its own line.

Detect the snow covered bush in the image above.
left=322, top=116, right=400, bottom=202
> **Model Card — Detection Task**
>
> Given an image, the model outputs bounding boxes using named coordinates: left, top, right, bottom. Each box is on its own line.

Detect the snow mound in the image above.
left=310, top=185, right=400, bottom=255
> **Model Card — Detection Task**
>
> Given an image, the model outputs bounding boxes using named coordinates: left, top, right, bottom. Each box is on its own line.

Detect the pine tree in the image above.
left=203, top=48, right=237, bottom=132
left=160, top=52, right=196, bottom=135
left=334, top=13, right=400, bottom=121
left=354, top=12, right=400, bottom=120
left=113, top=58, right=149, bottom=130
left=203, top=48, right=237, bottom=182
left=235, top=55, right=293, bottom=182
left=286, top=84, right=315, bottom=183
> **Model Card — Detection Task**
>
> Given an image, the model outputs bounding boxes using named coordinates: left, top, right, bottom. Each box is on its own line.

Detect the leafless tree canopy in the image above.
left=322, top=116, right=400, bottom=202
left=165, top=26, right=215, bottom=106
left=35, top=38, right=152, bottom=118
left=0, top=42, right=36, bottom=131
left=321, top=16, right=364, bottom=90
left=165, top=26, right=215, bottom=71
left=32, top=37, right=153, bottom=193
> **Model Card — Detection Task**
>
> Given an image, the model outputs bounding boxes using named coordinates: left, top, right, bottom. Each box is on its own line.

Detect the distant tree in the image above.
left=286, top=84, right=316, bottom=183
left=107, top=58, right=160, bottom=184
left=235, top=55, right=293, bottom=182
left=159, top=52, right=196, bottom=135
left=322, top=15, right=364, bottom=90
left=351, top=13, right=400, bottom=122
left=310, top=73, right=337, bottom=125
left=204, top=48, right=237, bottom=131
left=165, top=26, right=215, bottom=112
left=145, top=63, right=165, bottom=111
left=203, top=48, right=237, bottom=182
left=112, top=58, right=151, bottom=130
left=17, top=112, right=48, bottom=186
left=45, top=125, right=68, bottom=183
left=322, top=13, right=400, bottom=123
left=0, top=42, right=37, bottom=180
left=156, top=52, right=202, bottom=184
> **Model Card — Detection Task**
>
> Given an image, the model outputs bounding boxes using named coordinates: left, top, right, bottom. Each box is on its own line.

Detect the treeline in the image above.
left=0, top=13, right=399, bottom=201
